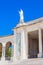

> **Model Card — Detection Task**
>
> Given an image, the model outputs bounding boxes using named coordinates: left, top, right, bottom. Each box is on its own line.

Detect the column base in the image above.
left=27, top=54, right=30, bottom=59
left=38, top=53, right=43, bottom=58
left=21, top=55, right=28, bottom=60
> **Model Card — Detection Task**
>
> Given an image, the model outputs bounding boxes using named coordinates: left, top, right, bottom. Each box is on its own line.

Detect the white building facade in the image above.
left=0, top=10, right=43, bottom=65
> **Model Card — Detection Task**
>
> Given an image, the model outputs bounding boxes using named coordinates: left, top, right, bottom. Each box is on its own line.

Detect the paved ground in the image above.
left=14, top=58, right=43, bottom=65
left=0, top=58, right=43, bottom=65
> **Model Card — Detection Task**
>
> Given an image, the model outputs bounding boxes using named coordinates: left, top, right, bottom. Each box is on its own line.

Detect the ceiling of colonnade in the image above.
left=28, top=29, right=43, bottom=39
left=28, top=30, right=38, bottom=39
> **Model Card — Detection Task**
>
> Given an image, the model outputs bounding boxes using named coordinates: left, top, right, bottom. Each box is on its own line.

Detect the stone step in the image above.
left=14, top=58, right=43, bottom=65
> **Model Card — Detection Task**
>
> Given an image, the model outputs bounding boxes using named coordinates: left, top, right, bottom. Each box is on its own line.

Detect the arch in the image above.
left=0, top=43, right=2, bottom=60
left=5, top=41, right=13, bottom=60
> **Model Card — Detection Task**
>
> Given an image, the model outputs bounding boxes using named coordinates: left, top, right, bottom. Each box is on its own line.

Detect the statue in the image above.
left=19, top=9, right=24, bottom=22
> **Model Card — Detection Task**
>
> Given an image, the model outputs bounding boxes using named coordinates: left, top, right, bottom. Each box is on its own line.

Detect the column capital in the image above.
left=38, top=28, right=42, bottom=31
left=2, top=43, right=6, bottom=47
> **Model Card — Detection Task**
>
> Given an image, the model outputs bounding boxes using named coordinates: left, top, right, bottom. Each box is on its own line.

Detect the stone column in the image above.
left=14, top=43, right=17, bottom=61
left=25, top=31, right=30, bottom=58
left=38, top=28, right=42, bottom=58
left=1, top=43, right=5, bottom=61
left=13, top=34, right=17, bottom=61
left=21, top=29, right=27, bottom=59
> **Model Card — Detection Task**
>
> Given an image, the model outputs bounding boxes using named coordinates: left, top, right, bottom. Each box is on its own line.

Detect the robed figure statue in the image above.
left=19, top=9, right=24, bottom=22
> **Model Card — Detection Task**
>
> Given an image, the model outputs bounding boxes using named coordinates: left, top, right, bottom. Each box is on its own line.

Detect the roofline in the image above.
left=13, top=17, right=43, bottom=30
left=26, top=17, right=43, bottom=25
left=0, top=34, right=14, bottom=38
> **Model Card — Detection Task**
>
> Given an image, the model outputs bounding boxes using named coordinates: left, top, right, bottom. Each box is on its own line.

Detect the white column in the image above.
left=25, top=31, right=30, bottom=58
left=13, top=34, right=17, bottom=61
left=21, top=30, right=27, bottom=59
left=1, top=43, right=5, bottom=61
left=14, top=43, right=17, bottom=60
left=38, top=28, right=42, bottom=58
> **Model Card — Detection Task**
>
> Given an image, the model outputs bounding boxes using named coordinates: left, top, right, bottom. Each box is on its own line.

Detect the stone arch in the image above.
left=0, top=43, right=2, bottom=60
left=5, top=41, right=12, bottom=60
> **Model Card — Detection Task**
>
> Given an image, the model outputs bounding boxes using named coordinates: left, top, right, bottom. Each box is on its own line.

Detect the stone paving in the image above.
left=14, top=58, right=43, bottom=65
left=0, top=58, right=43, bottom=65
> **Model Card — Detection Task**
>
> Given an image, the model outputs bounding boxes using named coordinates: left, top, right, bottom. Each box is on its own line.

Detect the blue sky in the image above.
left=0, top=0, right=43, bottom=36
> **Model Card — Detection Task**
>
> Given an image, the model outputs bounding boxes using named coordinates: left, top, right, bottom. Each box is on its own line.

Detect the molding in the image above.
left=13, top=17, right=43, bottom=29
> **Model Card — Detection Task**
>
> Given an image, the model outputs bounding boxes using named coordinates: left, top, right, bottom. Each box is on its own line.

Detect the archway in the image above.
left=5, top=41, right=12, bottom=60
left=0, top=43, right=2, bottom=60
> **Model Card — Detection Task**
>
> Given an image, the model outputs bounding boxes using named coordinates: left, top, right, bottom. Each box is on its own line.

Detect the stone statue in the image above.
left=19, top=9, right=24, bottom=22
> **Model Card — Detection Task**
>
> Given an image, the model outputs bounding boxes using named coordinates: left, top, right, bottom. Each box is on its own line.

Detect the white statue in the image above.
left=19, top=9, right=24, bottom=22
